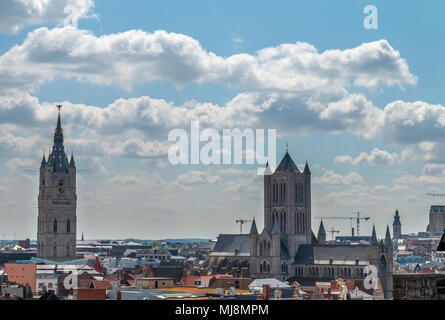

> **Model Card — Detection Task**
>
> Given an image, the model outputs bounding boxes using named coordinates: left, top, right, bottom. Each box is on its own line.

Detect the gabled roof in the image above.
left=212, top=234, right=250, bottom=255
left=275, top=152, right=300, bottom=173
left=248, top=278, right=291, bottom=289
left=294, top=244, right=370, bottom=265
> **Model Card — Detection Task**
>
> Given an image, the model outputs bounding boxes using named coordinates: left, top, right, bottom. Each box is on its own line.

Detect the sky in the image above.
left=1, top=0, right=445, bottom=240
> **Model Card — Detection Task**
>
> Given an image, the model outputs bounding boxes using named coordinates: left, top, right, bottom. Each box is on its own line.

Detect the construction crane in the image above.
left=426, top=193, right=445, bottom=198
left=315, top=212, right=370, bottom=236
left=235, top=219, right=253, bottom=234
left=327, top=227, right=340, bottom=241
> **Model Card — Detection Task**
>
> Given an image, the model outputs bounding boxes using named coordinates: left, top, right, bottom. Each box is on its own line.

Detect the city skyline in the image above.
left=2, top=1, right=445, bottom=239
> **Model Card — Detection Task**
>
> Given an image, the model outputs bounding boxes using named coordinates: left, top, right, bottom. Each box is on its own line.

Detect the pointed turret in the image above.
left=303, top=161, right=311, bottom=175
left=317, top=220, right=326, bottom=244
left=264, top=162, right=272, bottom=175
left=40, top=153, right=46, bottom=168
left=318, top=220, right=326, bottom=237
left=272, top=219, right=281, bottom=235
left=370, top=225, right=378, bottom=246
left=385, top=225, right=392, bottom=246
left=249, top=218, right=258, bottom=235
left=69, top=154, right=76, bottom=168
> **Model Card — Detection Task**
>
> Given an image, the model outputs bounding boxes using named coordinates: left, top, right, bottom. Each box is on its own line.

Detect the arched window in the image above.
left=66, top=243, right=70, bottom=257
left=53, top=219, right=57, bottom=233
left=283, top=183, right=286, bottom=202
left=53, top=242, right=57, bottom=257
left=67, top=219, right=71, bottom=233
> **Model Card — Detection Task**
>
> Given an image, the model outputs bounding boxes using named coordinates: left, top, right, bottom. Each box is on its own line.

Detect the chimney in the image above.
left=262, top=284, right=270, bottom=300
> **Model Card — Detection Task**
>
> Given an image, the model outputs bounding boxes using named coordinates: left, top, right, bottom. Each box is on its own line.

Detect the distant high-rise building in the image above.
left=392, top=209, right=401, bottom=239
left=37, top=105, right=77, bottom=261
left=429, top=205, right=445, bottom=235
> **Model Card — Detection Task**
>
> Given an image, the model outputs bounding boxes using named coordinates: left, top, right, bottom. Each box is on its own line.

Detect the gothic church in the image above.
left=211, top=151, right=394, bottom=299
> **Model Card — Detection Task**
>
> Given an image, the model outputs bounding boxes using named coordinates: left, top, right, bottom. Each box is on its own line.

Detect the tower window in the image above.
left=53, top=242, right=57, bottom=257
left=53, top=219, right=57, bottom=233
left=66, top=243, right=70, bottom=257
left=67, top=219, right=71, bottom=233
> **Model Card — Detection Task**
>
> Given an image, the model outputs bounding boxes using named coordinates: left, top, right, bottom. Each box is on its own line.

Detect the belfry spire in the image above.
left=54, top=104, right=64, bottom=147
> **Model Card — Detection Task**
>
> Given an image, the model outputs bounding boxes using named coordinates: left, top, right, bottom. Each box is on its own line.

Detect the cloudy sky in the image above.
left=1, top=0, right=445, bottom=240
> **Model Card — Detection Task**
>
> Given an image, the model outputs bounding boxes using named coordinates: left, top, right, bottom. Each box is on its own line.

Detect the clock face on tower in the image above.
left=57, top=186, right=65, bottom=197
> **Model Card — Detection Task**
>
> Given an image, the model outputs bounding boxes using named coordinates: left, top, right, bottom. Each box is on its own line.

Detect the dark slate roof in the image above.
left=249, top=219, right=258, bottom=235
left=318, top=220, right=326, bottom=236
left=213, top=234, right=250, bottom=255
left=311, top=231, right=318, bottom=244
left=294, top=244, right=315, bottom=265
left=275, top=152, right=300, bottom=173
left=152, top=266, right=184, bottom=283
left=294, top=244, right=370, bottom=265
left=271, top=219, right=281, bottom=235
left=280, top=240, right=290, bottom=259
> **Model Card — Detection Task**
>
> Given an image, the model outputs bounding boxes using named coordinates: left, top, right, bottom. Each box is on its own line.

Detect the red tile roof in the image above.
left=92, top=280, right=113, bottom=290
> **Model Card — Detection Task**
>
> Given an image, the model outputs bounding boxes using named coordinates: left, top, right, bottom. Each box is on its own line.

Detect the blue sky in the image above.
left=0, top=0, right=445, bottom=239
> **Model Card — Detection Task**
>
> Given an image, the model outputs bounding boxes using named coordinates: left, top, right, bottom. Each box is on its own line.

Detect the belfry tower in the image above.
left=37, top=105, right=77, bottom=261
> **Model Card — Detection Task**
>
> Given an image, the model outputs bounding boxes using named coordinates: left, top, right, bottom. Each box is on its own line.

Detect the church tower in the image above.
left=392, top=209, right=401, bottom=240
left=37, top=105, right=77, bottom=261
left=263, top=151, right=311, bottom=269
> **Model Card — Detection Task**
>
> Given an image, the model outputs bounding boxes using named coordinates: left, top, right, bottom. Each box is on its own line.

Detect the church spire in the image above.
left=249, top=218, right=258, bottom=235
left=69, top=151, right=76, bottom=168
left=370, top=225, right=378, bottom=246
left=54, top=104, right=64, bottom=147
left=385, top=225, right=392, bottom=246
left=40, top=153, right=46, bottom=168
left=318, top=220, right=326, bottom=237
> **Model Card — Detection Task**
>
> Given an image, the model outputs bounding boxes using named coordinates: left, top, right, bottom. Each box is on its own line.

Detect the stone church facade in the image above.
left=211, top=151, right=394, bottom=299
left=37, top=106, right=77, bottom=261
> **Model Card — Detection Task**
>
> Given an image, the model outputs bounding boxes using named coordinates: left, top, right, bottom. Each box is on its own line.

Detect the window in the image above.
left=66, top=219, right=71, bottom=233
left=53, top=242, right=57, bottom=257
left=53, top=219, right=57, bottom=233
left=66, top=243, right=70, bottom=257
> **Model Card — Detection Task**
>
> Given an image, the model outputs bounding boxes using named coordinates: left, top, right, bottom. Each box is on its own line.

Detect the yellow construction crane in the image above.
left=235, top=219, right=253, bottom=234
left=315, top=212, right=370, bottom=236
